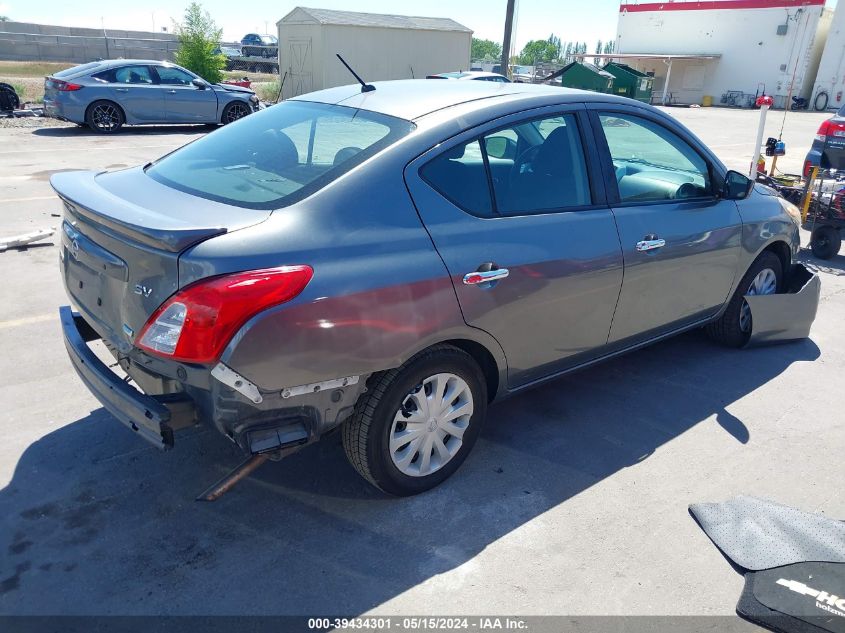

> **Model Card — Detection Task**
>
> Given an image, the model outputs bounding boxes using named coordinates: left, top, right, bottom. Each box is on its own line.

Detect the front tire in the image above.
left=221, top=101, right=250, bottom=124
left=85, top=100, right=124, bottom=133
left=342, top=345, right=488, bottom=496
left=706, top=251, right=782, bottom=347
left=810, top=225, right=841, bottom=260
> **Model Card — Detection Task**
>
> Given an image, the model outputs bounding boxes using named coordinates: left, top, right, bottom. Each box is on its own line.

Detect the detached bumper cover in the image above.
left=745, top=263, right=821, bottom=346
left=59, top=306, right=194, bottom=448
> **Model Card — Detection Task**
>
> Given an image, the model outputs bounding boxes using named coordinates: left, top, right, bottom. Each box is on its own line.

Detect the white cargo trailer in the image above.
left=277, top=7, right=472, bottom=99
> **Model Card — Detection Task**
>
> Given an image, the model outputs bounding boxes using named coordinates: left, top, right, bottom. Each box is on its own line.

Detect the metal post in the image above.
left=500, top=0, right=516, bottom=80
left=801, top=166, right=819, bottom=223
left=749, top=95, right=773, bottom=178
left=661, top=58, right=673, bottom=105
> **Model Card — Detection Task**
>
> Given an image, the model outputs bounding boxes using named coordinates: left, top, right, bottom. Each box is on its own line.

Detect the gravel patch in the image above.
left=0, top=116, right=74, bottom=129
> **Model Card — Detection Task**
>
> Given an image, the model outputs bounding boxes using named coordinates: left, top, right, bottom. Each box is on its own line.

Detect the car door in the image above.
left=588, top=106, right=742, bottom=345
left=105, top=65, right=164, bottom=122
left=405, top=107, right=624, bottom=388
left=152, top=65, right=218, bottom=123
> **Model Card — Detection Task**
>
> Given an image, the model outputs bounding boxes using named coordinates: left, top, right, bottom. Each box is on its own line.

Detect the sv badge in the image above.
left=134, top=284, right=153, bottom=298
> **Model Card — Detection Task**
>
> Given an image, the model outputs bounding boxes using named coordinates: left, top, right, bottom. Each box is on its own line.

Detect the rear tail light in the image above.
left=803, top=160, right=813, bottom=178
left=815, top=118, right=845, bottom=142
left=46, top=78, right=83, bottom=91
left=137, top=265, right=313, bottom=363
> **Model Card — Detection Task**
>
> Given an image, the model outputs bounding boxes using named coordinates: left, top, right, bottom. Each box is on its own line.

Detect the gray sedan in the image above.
left=54, top=80, right=818, bottom=496
left=43, top=59, right=261, bottom=133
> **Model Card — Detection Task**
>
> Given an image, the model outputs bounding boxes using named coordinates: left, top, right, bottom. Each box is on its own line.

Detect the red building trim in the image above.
left=620, top=0, right=824, bottom=13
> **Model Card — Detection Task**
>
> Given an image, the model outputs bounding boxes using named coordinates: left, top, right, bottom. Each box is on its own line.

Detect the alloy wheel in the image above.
left=389, top=373, right=474, bottom=477
left=224, top=103, right=250, bottom=123
left=739, top=267, right=777, bottom=332
left=91, top=103, right=120, bottom=131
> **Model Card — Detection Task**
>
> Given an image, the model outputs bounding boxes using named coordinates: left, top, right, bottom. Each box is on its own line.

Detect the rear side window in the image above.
left=54, top=62, right=102, bottom=79
left=420, top=140, right=493, bottom=216
left=114, top=66, right=154, bottom=84
left=146, top=101, right=415, bottom=209
left=421, top=113, right=591, bottom=217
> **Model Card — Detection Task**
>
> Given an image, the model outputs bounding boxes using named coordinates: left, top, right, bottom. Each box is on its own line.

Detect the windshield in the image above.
left=146, top=101, right=415, bottom=210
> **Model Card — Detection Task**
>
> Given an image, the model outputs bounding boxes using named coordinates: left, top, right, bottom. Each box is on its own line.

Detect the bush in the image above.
left=254, top=81, right=280, bottom=103
left=173, top=3, right=226, bottom=84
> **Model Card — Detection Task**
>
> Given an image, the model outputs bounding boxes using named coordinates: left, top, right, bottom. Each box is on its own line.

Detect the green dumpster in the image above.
left=557, top=62, right=614, bottom=94
left=603, top=62, right=654, bottom=103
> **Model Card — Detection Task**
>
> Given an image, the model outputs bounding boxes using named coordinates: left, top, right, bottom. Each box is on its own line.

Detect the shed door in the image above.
left=287, top=38, right=313, bottom=98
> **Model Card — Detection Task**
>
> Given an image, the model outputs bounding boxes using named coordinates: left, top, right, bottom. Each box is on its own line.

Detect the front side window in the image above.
left=146, top=101, right=415, bottom=209
left=599, top=113, right=711, bottom=203
left=114, top=66, right=154, bottom=84
left=421, top=113, right=591, bottom=217
left=155, top=66, right=195, bottom=86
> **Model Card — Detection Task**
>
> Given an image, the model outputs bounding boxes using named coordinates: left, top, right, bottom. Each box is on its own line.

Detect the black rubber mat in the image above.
left=737, top=562, right=845, bottom=633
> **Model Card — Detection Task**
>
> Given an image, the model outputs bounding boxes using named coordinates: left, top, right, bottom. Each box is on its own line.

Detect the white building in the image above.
left=277, top=7, right=472, bottom=99
left=811, top=0, right=845, bottom=110
left=615, top=0, right=832, bottom=107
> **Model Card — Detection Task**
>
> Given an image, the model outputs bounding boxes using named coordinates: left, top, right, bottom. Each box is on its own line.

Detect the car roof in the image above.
left=292, top=78, right=633, bottom=121
left=56, top=59, right=184, bottom=78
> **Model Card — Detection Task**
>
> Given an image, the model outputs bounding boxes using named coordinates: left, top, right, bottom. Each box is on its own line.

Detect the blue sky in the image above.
left=0, top=0, right=623, bottom=55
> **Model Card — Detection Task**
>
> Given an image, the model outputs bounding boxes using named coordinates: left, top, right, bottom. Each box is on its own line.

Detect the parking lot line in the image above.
left=0, top=195, right=58, bottom=203
left=0, top=313, right=55, bottom=329
left=0, top=143, right=185, bottom=155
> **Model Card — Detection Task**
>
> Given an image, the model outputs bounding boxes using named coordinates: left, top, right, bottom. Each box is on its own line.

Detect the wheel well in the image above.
left=442, top=339, right=500, bottom=402
left=763, top=241, right=791, bottom=277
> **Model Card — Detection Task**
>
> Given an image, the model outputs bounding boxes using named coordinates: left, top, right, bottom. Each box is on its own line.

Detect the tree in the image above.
left=595, top=40, right=602, bottom=54
left=603, top=40, right=615, bottom=54
left=173, top=3, right=225, bottom=84
left=517, top=34, right=563, bottom=65
left=471, top=38, right=502, bottom=61
left=0, top=16, right=9, bottom=21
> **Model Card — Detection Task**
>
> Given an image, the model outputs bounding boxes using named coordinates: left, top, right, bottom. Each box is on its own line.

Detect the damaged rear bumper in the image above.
left=745, top=263, right=821, bottom=346
left=59, top=306, right=196, bottom=448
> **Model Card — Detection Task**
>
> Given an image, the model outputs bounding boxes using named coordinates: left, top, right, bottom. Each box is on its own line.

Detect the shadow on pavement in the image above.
left=0, top=330, right=819, bottom=615
left=798, top=249, right=845, bottom=276
left=31, top=125, right=211, bottom=138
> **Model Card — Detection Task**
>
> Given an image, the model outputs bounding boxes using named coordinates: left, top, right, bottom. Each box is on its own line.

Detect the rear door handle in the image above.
left=463, top=268, right=509, bottom=285
left=636, top=236, right=666, bottom=252
left=115, top=88, right=128, bottom=92
left=167, top=89, right=177, bottom=94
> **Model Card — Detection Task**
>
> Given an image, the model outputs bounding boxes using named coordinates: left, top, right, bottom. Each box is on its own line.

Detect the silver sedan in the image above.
left=43, top=59, right=261, bottom=133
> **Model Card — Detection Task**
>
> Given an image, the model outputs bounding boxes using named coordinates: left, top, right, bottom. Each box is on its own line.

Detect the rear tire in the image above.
left=342, top=345, right=487, bottom=496
left=85, top=100, right=124, bottom=133
left=706, top=251, right=782, bottom=348
left=810, top=225, right=841, bottom=260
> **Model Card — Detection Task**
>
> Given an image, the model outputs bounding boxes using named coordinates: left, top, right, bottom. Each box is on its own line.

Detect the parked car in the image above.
left=427, top=71, right=511, bottom=83
left=57, top=80, right=812, bottom=496
left=803, top=106, right=845, bottom=177
left=43, top=60, right=261, bottom=133
left=241, top=33, right=278, bottom=58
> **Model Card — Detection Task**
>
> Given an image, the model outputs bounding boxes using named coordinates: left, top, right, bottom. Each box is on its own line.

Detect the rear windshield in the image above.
left=54, top=62, right=102, bottom=79
left=146, top=101, right=415, bottom=210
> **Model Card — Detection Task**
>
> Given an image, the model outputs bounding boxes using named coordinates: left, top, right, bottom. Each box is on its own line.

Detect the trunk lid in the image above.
left=54, top=168, right=270, bottom=352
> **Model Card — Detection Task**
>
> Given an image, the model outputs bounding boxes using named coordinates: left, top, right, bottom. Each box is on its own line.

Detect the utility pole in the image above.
left=500, top=0, right=516, bottom=79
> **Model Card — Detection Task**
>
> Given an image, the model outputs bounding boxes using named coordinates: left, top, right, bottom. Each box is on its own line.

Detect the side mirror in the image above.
left=485, top=136, right=517, bottom=160
left=192, top=78, right=207, bottom=90
left=723, top=170, right=754, bottom=200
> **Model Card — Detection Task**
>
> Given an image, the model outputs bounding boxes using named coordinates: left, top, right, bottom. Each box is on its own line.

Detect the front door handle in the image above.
left=167, top=89, right=177, bottom=94
left=463, top=268, right=509, bottom=285
left=636, top=236, right=666, bottom=252
left=115, top=88, right=128, bottom=92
